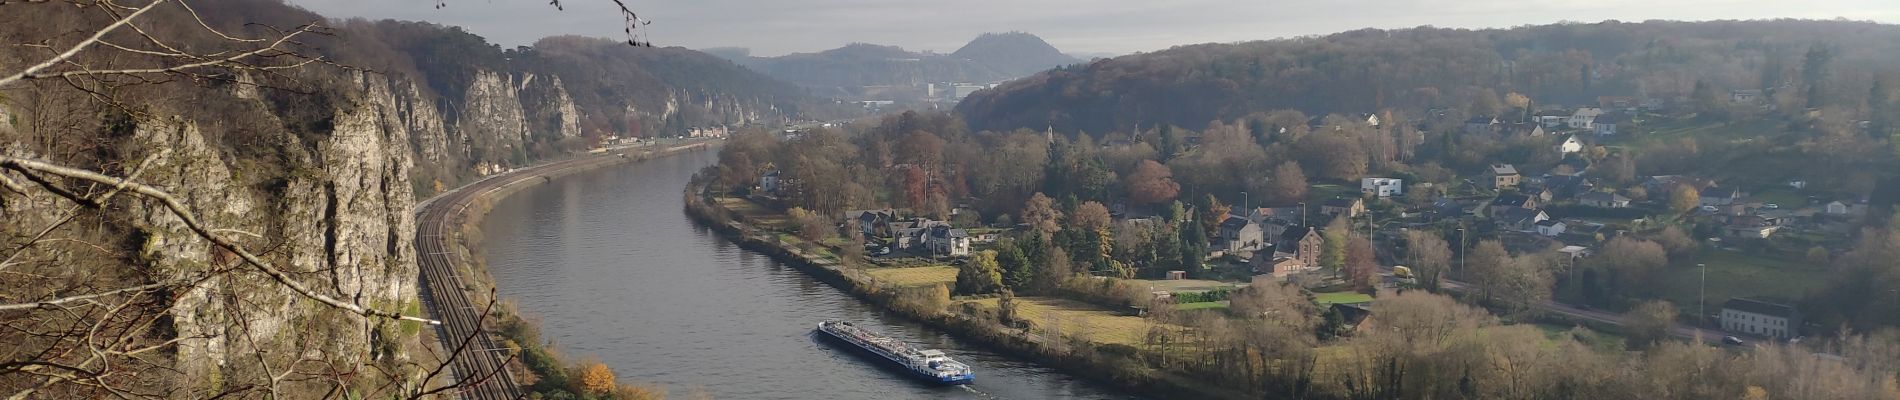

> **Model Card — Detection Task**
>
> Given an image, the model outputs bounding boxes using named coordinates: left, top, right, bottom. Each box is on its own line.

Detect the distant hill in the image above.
left=956, top=20, right=1900, bottom=135
left=950, top=32, right=1082, bottom=77
left=715, top=32, right=1076, bottom=96
left=744, top=43, right=1007, bottom=90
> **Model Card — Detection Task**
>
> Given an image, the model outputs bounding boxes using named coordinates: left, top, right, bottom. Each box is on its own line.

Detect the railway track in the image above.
left=412, top=141, right=708, bottom=400
left=416, top=172, right=523, bottom=400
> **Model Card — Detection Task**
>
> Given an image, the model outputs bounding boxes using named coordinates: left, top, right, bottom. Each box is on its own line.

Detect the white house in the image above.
left=1535, top=220, right=1567, bottom=237
left=760, top=170, right=782, bottom=194
left=1826, top=200, right=1851, bottom=215
left=924, top=225, right=971, bottom=256
left=1721, top=298, right=1800, bottom=340
left=1536, top=115, right=1568, bottom=129
left=1361, top=177, right=1404, bottom=198
left=1218, top=216, right=1266, bottom=253
left=1568, top=107, right=1604, bottom=129
left=1557, top=135, right=1585, bottom=154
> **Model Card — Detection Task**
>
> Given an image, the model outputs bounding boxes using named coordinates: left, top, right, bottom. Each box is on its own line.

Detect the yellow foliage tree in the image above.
left=578, top=362, right=617, bottom=395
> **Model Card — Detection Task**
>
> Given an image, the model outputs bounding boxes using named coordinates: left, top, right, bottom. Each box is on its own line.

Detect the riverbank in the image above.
left=680, top=182, right=1245, bottom=400
left=411, top=140, right=715, bottom=397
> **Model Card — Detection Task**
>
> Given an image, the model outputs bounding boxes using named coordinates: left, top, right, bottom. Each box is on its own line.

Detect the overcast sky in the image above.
left=286, top=0, right=1900, bottom=57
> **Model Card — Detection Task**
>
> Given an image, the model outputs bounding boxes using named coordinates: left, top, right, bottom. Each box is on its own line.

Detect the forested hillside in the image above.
left=958, top=20, right=1900, bottom=134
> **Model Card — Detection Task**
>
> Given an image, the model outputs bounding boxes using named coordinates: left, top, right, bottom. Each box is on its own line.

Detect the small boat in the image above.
left=815, top=320, right=974, bottom=385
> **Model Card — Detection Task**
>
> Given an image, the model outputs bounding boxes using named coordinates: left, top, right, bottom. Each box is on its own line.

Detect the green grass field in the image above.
left=968, top=297, right=1167, bottom=346
left=714, top=196, right=791, bottom=229
left=1656, top=249, right=1825, bottom=318
left=1175, top=301, right=1228, bottom=311
left=865, top=266, right=957, bottom=288
left=1313, top=291, right=1374, bottom=305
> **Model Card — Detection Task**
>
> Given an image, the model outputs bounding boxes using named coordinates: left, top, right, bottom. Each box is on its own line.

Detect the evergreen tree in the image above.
left=1803, top=44, right=1834, bottom=108
left=997, top=241, right=1036, bottom=291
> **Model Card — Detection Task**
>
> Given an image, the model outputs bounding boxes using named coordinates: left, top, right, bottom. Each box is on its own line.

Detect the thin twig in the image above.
left=0, top=156, right=440, bottom=326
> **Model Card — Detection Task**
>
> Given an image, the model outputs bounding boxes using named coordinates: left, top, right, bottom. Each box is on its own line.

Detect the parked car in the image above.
left=1701, top=205, right=1719, bottom=212
left=1722, top=336, right=1747, bottom=346
left=1764, top=203, right=1780, bottom=209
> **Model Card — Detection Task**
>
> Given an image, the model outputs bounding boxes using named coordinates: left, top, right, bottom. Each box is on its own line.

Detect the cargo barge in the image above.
left=815, top=320, right=975, bottom=385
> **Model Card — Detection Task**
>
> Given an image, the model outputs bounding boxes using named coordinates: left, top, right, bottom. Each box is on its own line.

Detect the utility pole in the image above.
left=1698, top=263, right=1708, bottom=331
left=1241, top=191, right=1250, bottom=215
left=1457, top=225, right=1467, bottom=276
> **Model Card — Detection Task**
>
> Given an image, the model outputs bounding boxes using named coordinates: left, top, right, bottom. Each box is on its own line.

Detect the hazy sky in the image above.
left=286, top=0, right=1900, bottom=57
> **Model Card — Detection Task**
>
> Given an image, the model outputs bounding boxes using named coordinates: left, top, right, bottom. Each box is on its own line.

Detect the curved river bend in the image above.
left=481, top=149, right=1143, bottom=399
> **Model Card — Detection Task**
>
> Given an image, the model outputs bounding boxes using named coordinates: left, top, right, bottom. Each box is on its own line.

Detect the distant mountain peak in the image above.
left=950, top=32, right=1079, bottom=76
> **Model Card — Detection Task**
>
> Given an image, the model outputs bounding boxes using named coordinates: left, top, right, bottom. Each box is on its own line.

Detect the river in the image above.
left=480, top=148, right=1144, bottom=400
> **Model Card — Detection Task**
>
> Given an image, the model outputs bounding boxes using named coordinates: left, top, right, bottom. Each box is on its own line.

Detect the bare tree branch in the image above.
left=0, top=156, right=441, bottom=326
left=0, top=0, right=171, bottom=87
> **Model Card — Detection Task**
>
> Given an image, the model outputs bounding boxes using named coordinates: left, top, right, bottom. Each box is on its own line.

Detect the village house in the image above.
left=924, top=225, right=971, bottom=256
left=1534, top=111, right=1570, bottom=129
left=1277, top=226, right=1324, bottom=267
left=1699, top=187, right=1745, bottom=207
left=1535, top=219, right=1567, bottom=237
left=1731, top=89, right=1764, bottom=105
left=1503, top=122, right=1547, bottom=137
left=1578, top=191, right=1631, bottom=208
left=1252, top=254, right=1310, bottom=278
left=1322, top=197, right=1366, bottom=218
left=1483, top=163, right=1521, bottom=189
left=1523, top=186, right=1555, bottom=203
left=760, top=170, right=782, bottom=195
left=1594, top=112, right=1631, bottom=135
left=844, top=209, right=898, bottom=238
left=1487, top=193, right=1539, bottom=217
left=1568, top=107, right=1604, bottom=129
left=1495, top=208, right=1550, bottom=232
left=1219, top=216, right=1267, bottom=253
left=1558, top=135, right=1585, bottom=154
left=1824, top=200, right=1867, bottom=216
left=890, top=219, right=949, bottom=250
left=1721, top=298, right=1801, bottom=340
left=1361, top=177, right=1404, bottom=198
left=1463, top=116, right=1500, bottom=135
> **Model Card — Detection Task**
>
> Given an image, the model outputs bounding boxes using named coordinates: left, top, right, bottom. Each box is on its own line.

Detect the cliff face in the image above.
left=0, top=63, right=590, bottom=395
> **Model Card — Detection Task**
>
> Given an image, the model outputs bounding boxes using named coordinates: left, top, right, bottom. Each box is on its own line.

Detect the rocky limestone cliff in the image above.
left=0, top=67, right=495, bottom=395
left=457, top=70, right=531, bottom=166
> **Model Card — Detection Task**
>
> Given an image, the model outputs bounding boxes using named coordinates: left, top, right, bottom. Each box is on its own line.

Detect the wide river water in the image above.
left=480, top=148, right=1144, bottom=399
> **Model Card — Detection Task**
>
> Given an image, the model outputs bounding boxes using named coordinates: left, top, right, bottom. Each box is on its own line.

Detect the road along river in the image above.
left=479, top=148, right=1145, bottom=399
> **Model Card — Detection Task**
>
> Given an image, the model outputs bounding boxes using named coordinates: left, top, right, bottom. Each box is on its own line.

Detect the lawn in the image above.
left=865, top=266, right=957, bottom=288
left=1313, top=291, right=1374, bottom=305
left=1175, top=301, right=1229, bottom=311
left=1308, top=184, right=1357, bottom=204
left=1655, top=249, right=1825, bottom=318
left=967, top=297, right=1164, bottom=346
left=1125, top=278, right=1236, bottom=293
left=714, top=196, right=791, bottom=229
left=1749, top=187, right=1807, bottom=207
